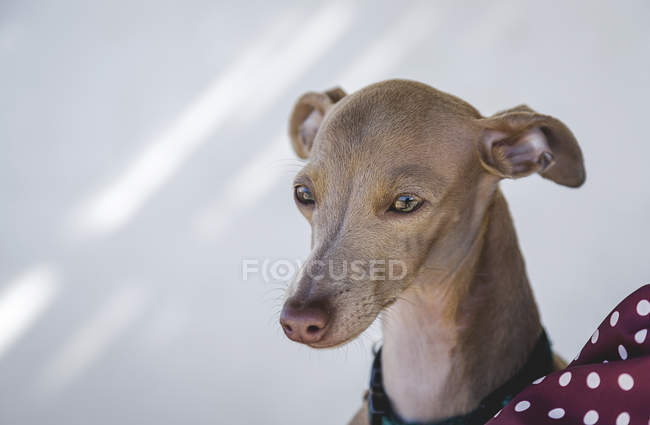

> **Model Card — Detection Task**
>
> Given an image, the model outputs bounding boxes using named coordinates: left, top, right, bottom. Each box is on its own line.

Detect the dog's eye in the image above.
left=294, top=185, right=315, bottom=205
left=391, top=194, right=421, bottom=213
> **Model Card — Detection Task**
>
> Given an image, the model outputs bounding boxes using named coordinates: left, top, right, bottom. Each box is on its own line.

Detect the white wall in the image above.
left=0, top=0, right=648, bottom=424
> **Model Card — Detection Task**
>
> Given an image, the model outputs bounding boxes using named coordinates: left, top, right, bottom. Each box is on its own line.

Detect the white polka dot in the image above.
left=584, top=410, right=599, bottom=425
left=548, top=408, right=565, bottom=419
left=616, top=412, right=630, bottom=425
left=635, top=329, right=648, bottom=344
left=618, top=373, right=634, bottom=390
left=559, top=371, right=572, bottom=386
left=637, top=299, right=650, bottom=316
left=591, top=329, right=599, bottom=344
left=494, top=409, right=501, bottom=417
left=532, top=376, right=545, bottom=384
left=515, top=400, right=531, bottom=412
left=587, top=372, right=600, bottom=389
left=618, top=344, right=628, bottom=360
left=603, top=360, right=609, bottom=364
left=574, top=348, right=582, bottom=361
left=610, top=311, right=620, bottom=326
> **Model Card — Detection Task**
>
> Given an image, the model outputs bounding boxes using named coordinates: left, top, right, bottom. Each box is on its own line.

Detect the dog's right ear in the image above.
left=289, top=87, right=346, bottom=158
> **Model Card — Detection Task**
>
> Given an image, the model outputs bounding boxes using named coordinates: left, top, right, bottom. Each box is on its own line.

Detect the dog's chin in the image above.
left=306, top=333, right=361, bottom=349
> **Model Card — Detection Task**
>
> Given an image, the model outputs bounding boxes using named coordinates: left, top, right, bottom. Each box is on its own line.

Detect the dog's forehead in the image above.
left=309, top=80, right=480, bottom=173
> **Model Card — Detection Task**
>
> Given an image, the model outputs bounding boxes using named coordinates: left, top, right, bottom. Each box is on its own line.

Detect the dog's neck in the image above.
left=381, top=188, right=542, bottom=422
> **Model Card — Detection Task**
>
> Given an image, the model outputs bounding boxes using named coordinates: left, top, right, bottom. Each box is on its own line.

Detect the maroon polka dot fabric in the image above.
left=488, top=284, right=650, bottom=425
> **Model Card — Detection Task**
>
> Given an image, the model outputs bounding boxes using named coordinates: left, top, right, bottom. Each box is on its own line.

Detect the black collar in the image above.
left=368, top=330, right=554, bottom=425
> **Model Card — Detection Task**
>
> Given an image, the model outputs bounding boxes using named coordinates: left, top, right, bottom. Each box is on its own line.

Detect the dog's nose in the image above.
left=280, top=301, right=330, bottom=344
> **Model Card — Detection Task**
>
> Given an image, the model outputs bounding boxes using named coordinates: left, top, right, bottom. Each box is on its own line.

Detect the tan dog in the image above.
left=280, top=80, right=583, bottom=424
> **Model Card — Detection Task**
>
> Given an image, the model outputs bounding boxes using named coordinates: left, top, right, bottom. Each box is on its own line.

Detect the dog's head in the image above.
left=280, top=80, right=584, bottom=347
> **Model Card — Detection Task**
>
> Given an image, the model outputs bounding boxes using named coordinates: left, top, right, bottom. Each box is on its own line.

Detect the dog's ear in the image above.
left=477, top=105, right=585, bottom=187
left=289, top=87, right=346, bottom=158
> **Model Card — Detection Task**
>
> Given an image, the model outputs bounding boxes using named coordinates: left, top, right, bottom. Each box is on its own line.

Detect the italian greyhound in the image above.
left=279, top=80, right=584, bottom=424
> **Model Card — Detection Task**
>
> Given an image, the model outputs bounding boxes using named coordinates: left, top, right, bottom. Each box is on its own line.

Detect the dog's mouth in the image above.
left=280, top=301, right=383, bottom=349
left=306, top=304, right=387, bottom=349
left=281, top=315, right=369, bottom=349
left=280, top=279, right=401, bottom=348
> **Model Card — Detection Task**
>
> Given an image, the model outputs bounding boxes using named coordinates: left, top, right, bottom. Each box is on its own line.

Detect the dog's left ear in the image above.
left=289, top=87, right=346, bottom=159
left=477, top=105, right=585, bottom=187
